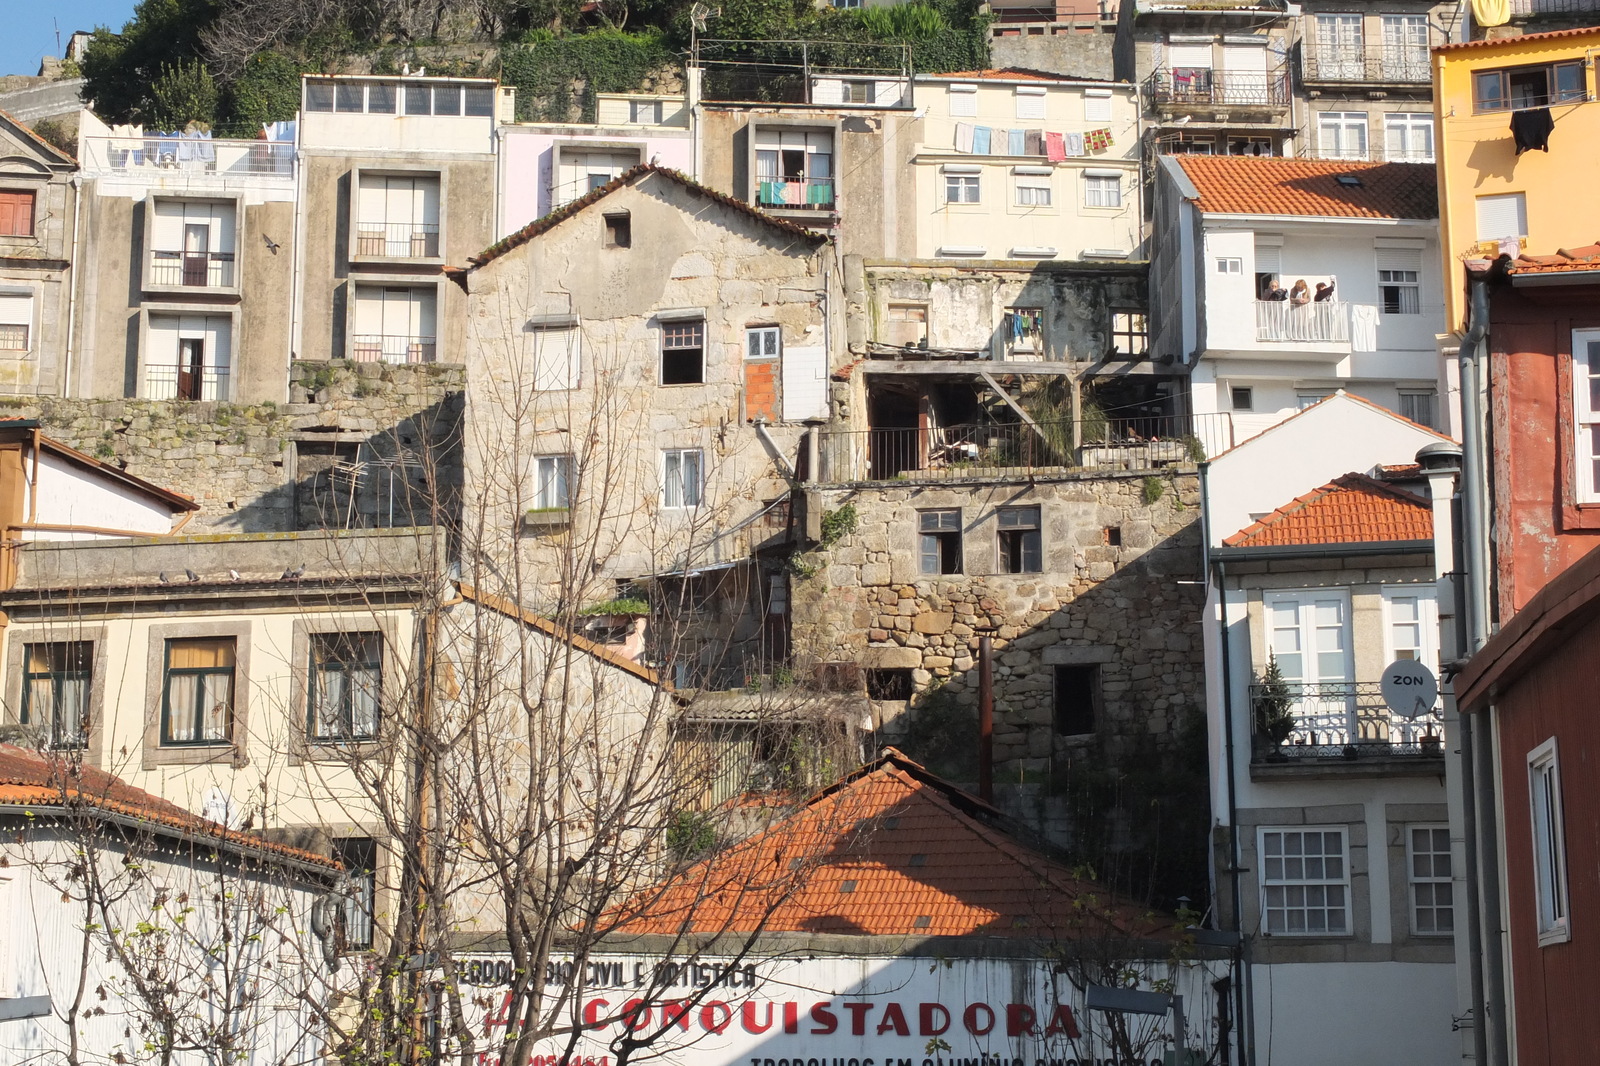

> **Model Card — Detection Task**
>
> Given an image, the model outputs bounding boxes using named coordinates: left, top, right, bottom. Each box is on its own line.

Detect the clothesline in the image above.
left=953, top=122, right=1116, bottom=160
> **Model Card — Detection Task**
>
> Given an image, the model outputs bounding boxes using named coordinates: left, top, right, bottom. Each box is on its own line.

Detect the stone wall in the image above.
left=0, top=361, right=464, bottom=532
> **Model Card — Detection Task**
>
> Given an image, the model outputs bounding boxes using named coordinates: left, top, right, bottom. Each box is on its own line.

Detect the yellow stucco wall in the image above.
left=1434, top=28, right=1600, bottom=331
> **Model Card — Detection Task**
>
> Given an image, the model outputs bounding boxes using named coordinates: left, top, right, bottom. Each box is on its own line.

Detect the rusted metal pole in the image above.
left=978, top=636, right=993, bottom=802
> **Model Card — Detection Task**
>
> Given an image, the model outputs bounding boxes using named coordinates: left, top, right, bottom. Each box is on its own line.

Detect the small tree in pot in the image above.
left=1252, top=654, right=1298, bottom=754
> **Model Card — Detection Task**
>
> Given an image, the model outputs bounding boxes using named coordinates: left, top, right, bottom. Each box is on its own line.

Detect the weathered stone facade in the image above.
left=0, top=361, right=463, bottom=532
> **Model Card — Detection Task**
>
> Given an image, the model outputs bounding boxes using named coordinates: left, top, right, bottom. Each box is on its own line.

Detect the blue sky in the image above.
left=2, top=2, right=138, bottom=79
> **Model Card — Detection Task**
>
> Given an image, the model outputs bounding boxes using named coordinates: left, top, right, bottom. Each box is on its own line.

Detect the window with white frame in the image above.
left=662, top=448, right=703, bottom=509
left=1408, top=824, right=1454, bottom=936
left=1014, top=171, right=1052, bottom=206
left=1382, top=586, right=1436, bottom=666
left=660, top=319, right=705, bottom=384
left=945, top=171, right=981, bottom=204
left=1384, top=113, right=1434, bottom=162
left=1084, top=173, right=1122, bottom=208
left=948, top=84, right=977, bottom=118
left=1318, top=111, right=1369, bottom=160
left=630, top=99, right=663, bottom=124
left=1399, top=389, right=1438, bottom=429
left=1571, top=329, right=1600, bottom=503
left=533, top=455, right=572, bottom=510
left=1476, top=192, right=1527, bottom=242
left=1015, top=85, right=1047, bottom=120
left=0, top=292, right=31, bottom=352
left=1260, top=827, right=1350, bottom=935
left=1378, top=247, right=1422, bottom=314
left=1297, top=389, right=1334, bottom=409
left=1216, top=257, right=1243, bottom=274
left=746, top=326, right=780, bottom=360
left=1528, top=738, right=1570, bottom=944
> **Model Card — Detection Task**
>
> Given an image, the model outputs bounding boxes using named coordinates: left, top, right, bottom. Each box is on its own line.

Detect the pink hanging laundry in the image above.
left=1045, top=132, right=1067, bottom=162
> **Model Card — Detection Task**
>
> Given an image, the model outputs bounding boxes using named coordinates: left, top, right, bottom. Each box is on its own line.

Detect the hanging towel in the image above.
left=1350, top=304, right=1379, bottom=353
left=786, top=181, right=807, bottom=206
left=1511, top=107, right=1554, bottom=154
left=1045, top=132, right=1066, bottom=162
left=1472, top=0, right=1510, bottom=26
left=759, top=181, right=779, bottom=205
left=972, top=126, right=992, bottom=154
left=807, top=180, right=833, bottom=205
left=1086, top=128, right=1114, bottom=151
left=1008, top=128, right=1026, bottom=155
left=955, top=122, right=975, bottom=153
left=1024, top=129, right=1044, bottom=156
left=1064, top=132, right=1085, bottom=157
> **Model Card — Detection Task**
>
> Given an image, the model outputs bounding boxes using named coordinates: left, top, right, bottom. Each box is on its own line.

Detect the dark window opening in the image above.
left=998, top=506, right=1042, bottom=574
left=866, top=668, right=913, bottom=701
left=333, top=837, right=377, bottom=950
left=919, top=509, right=962, bottom=574
left=1231, top=386, right=1254, bottom=412
left=1474, top=61, right=1585, bottom=112
left=661, top=321, right=705, bottom=384
left=1103, top=526, right=1122, bottom=547
left=176, top=337, right=206, bottom=401
left=604, top=211, right=631, bottom=249
left=1054, top=665, right=1100, bottom=736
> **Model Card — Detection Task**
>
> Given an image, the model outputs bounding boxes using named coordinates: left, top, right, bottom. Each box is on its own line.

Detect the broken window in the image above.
left=1004, top=308, right=1044, bottom=356
left=1054, top=665, right=1100, bottom=736
left=661, top=320, right=705, bottom=384
left=866, top=668, right=913, bottom=701
left=1112, top=312, right=1148, bottom=356
left=919, top=509, right=962, bottom=575
left=997, top=506, right=1042, bottom=573
left=885, top=304, right=928, bottom=349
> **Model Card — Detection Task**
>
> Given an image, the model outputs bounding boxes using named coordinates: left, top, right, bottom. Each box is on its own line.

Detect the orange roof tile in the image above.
left=1505, top=243, right=1600, bottom=276
left=1434, top=26, right=1600, bottom=52
left=1176, top=156, right=1438, bottom=220
left=1224, top=472, right=1433, bottom=549
left=0, top=744, right=340, bottom=872
left=612, top=750, right=1169, bottom=941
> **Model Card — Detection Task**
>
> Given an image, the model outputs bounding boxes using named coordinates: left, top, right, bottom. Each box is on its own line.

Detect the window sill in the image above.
left=144, top=742, right=244, bottom=769
left=291, top=739, right=384, bottom=766
left=1538, top=924, right=1572, bottom=947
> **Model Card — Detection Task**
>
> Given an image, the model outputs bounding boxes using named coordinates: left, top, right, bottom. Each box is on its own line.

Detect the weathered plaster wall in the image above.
left=0, top=120, right=75, bottom=396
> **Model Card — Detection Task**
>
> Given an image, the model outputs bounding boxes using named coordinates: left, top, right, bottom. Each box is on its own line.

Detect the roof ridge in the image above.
left=0, top=106, right=77, bottom=166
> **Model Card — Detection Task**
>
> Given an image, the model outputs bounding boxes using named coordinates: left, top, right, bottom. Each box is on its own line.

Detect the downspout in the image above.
left=62, top=174, right=84, bottom=397
left=287, top=128, right=309, bottom=383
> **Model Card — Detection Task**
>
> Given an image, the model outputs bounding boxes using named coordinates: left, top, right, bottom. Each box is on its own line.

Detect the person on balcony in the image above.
left=1289, top=279, right=1312, bottom=306
left=1314, top=280, right=1336, bottom=303
left=1262, top=279, right=1288, bottom=301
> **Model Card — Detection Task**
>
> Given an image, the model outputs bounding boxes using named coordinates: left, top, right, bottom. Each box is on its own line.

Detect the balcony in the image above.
left=349, top=334, right=437, bottom=364
left=818, top=412, right=1235, bottom=483
left=148, top=250, right=236, bottom=289
left=1510, top=0, right=1600, bottom=14
left=1255, top=299, right=1349, bottom=344
left=755, top=178, right=835, bottom=210
left=354, top=222, right=439, bottom=259
left=79, top=136, right=295, bottom=185
left=145, top=364, right=230, bottom=401
left=1250, top=680, right=1444, bottom=773
left=1301, top=48, right=1430, bottom=86
left=1147, top=68, right=1290, bottom=113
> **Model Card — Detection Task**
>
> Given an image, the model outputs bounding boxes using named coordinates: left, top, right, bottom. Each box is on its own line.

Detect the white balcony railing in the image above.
left=1255, top=299, right=1349, bottom=343
left=79, top=136, right=295, bottom=182
left=149, top=250, right=236, bottom=288
left=354, top=222, right=440, bottom=258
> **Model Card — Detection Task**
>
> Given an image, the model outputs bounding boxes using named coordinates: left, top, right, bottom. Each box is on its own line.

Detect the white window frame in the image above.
left=1259, top=826, right=1352, bottom=936
left=1528, top=737, right=1571, bottom=946
left=1317, top=111, right=1369, bottom=160
left=1014, top=171, right=1052, bottom=207
left=1083, top=173, right=1123, bottom=208
left=945, top=172, right=981, bottom=205
left=1384, top=112, right=1434, bottom=162
left=533, top=454, right=573, bottom=510
left=1378, top=247, right=1423, bottom=315
left=1216, top=257, right=1243, bottom=274
left=745, top=326, right=780, bottom=360
left=1407, top=823, right=1454, bottom=937
left=529, top=325, right=581, bottom=391
left=661, top=448, right=704, bottom=510
left=1476, top=192, right=1527, bottom=242
left=1571, top=329, right=1600, bottom=503
left=1381, top=585, right=1438, bottom=669
left=1084, top=89, right=1113, bottom=122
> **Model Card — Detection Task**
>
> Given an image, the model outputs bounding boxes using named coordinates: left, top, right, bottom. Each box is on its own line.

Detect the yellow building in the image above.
left=1433, top=26, right=1600, bottom=331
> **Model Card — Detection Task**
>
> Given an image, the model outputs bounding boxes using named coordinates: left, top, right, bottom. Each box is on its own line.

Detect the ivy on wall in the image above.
left=501, top=30, right=676, bottom=122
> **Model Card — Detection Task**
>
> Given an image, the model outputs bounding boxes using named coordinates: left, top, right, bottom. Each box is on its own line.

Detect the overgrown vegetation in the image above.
left=894, top=684, right=978, bottom=782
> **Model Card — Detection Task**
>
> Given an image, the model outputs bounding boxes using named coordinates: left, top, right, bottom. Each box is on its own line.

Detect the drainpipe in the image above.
left=978, top=635, right=993, bottom=803
left=1457, top=273, right=1507, bottom=1066
left=62, top=174, right=84, bottom=397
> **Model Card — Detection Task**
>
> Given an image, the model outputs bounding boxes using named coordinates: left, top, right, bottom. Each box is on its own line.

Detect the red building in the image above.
left=1455, top=544, right=1600, bottom=1065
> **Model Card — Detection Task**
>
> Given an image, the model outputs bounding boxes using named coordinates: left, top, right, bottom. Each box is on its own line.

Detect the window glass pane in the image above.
left=465, top=87, right=495, bottom=116
left=432, top=85, right=462, bottom=116
left=367, top=83, right=396, bottom=113
left=335, top=83, right=364, bottom=112
left=306, top=80, right=335, bottom=112
left=404, top=84, right=432, bottom=115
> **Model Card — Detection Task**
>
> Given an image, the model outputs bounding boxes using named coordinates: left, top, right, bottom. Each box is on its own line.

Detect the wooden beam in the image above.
left=979, top=371, right=1050, bottom=444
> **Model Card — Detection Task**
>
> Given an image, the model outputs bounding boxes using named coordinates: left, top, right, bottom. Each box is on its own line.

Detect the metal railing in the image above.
left=1147, top=68, right=1290, bottom=109
left=1510, top=0, right=1600, bottom=13
left=354, top=222, right=440, bottom=258
left=144, top=364, right=231, bottom=402
left=148, top=250, right=236, bottom=288
left=349, top=334, right=437, bottom=364
left=79, top=136, right=296, bottom=181
left=819, top=413, right=1235, bottom=482
left=755, top=177, right=836, bottom=209
left=1301, top=48, right=1430, bottom=85
left=691, top=39, right=913, bottom=108
left=1256, top=299, right=1350, bottom=343
left=1251, top=680, right=1443, bottom=760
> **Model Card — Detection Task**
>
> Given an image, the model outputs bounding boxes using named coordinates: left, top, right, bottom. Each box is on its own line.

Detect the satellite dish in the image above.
left=1381, top=659, right=1438, bottom=720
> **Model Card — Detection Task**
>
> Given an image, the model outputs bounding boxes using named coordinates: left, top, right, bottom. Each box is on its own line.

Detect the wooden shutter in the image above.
left=0, top=191, right=34, bottom=237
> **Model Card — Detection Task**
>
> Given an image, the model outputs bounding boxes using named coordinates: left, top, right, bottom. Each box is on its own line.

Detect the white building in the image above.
left=1151, top=155, right=1448, bottom=441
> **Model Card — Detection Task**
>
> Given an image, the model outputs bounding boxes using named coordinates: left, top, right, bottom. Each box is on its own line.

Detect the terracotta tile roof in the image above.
left=921, top=69, right=1094, bottom=82
left=1223, top=472, right=1433, bottom=549
left=1434, top=26, right=1600, bottom=52
left=612, top=749, right=1170, bottom=941
left=458, top=583, right=665, bottom=687
left=1176, top=156, right=1438, bottom=220
left=0, top=744, right=340, bottom=872
left=0, top=106, right=77, bottom=166
left=1505, top=243, right=1600, bottom=276
left=466, top=165, right=829, bottom=272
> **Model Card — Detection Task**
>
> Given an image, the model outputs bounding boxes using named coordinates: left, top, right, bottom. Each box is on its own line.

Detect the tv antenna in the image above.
left=689, top=2, right=719, bottom=51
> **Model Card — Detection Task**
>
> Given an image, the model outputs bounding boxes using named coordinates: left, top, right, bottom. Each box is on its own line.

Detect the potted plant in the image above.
left=1252, top=654, right=1298, bottom=758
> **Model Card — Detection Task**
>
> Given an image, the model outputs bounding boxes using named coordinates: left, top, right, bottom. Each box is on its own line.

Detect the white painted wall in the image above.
left=499, top=126, right=694, bottom=237
left=26, top=451, right=180, bottom=538
left=1250, top=962, right=1456, bottom=1066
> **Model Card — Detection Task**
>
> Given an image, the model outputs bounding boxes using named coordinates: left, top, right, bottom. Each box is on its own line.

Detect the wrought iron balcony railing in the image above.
left=1147, top=68, right=1290, bottom=110
left=1250, top=680, right=1443, bottom=762
left=349, top=334, right=438, bottom=365
left=1301, top=48, right=1430, bottom=85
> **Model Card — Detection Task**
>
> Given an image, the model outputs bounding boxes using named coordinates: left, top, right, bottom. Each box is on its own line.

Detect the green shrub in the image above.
left=501, top=30, right=675, bottom=123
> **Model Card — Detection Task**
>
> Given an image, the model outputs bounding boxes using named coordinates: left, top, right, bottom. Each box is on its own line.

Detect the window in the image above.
left=886, top=304, right=928, bottom=348
left=533, top=455, right=572, bottom=510
left=630, top=99, right=663, bottom=124
left=918, top=509, right=962, bottom=575
left=22, top=642, right=91, bottom=749
left=1053, top=665, right=1100, bottom=736
left=1314, top=13, right=1363, bottom=79
left=1379, top=247, right=1422, bottom=314
left=604, top=211, right=631, bottom=249
left=1216, top=257, right=1243, bottom=274
left=1015, top=86, right=1047, bottom=120
left=1317, top=111, right=1369, bottom=160
left=866, top=668, right=913, bottom=701
left=1476, top=193, right=1527, bottom=242
left=997, top=506, right=1042, bottom=573
left=1231, top=386, right=1254, bottom=411
left=833, top=0, right=863, bottom=8
left=1084, top=90, right=1113, bottom=122
left=1408, top=825, right=1453, bottom=936
left=754, top=129, right=833, bottom=207
left=529, top=325, right=580, bottom=391
left=945, top=173, right=981, bottom=204
left=308, top=633, right=381, bottom=742
left=1381, top=15, right=1429, bottom=81
left=1112, top=312, right=1147, bottom=356
left=1399, top=390, right=1437, bottom=430
left=354, top=173, right=440, bottom=258
left=1297, top=390, right=1334, bottom=409
left=1385, top=113, right=1434, bottom=162
left=948, top=84, right=977, bottom=118
left=0, top=292, right=29, bottom=351
left=662, top=449, right=703, bottom=509
left=1571, top=330, right=1600, bottom=502
left=333, top=838, right=377, bottom=951
left=746, top=326, right=780, bottom=360
left=1260, top=828, right=1350, bottom=935
left=160, top=638, right=236, bottom=746
left=1226, top=137, right=1274, bottom=157
left=661, top=320, right=705, bottom=384
left=1474, top=61, right=1586, bottom=113
left=1014, top=173, right=1052, bottom=206
left=1084, top=174, right=1122, bottom=208
left=1528, top=738, right=1570, bottom=944
left=842, top=81, right=871, bottom=104
left=1167, top=136, right=1215, bottom=155
left=0, top=190, right=36, bottom=237
left=1004, top=307, right=1044, bottom=354
left=350, top=285, right=436, bottom=364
